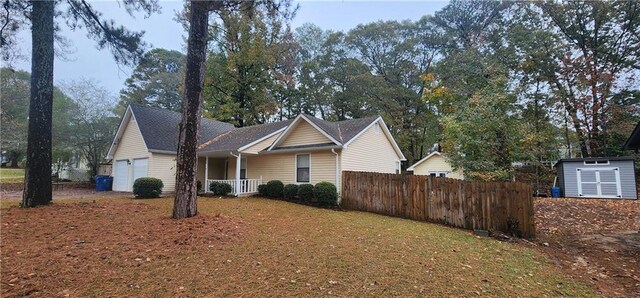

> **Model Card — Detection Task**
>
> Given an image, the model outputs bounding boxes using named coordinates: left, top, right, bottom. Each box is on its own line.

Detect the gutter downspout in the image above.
left=230, top=151, right=241, bottom=196
left=331, top=148, right=340, bottom=199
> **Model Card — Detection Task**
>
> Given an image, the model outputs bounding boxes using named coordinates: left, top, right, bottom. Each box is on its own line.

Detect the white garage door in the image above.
left=113, top=160, right=129, bottom=191
left=132, top=158, right=149, bottom=184
left=577, top=167, right=622, bottom=198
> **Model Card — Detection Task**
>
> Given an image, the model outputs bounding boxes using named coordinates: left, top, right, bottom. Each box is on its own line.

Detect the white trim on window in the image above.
left=295, top=153, right=311, bottom=184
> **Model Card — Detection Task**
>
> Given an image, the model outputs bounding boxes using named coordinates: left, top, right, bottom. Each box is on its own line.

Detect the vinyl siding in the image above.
left=112, top=119, right=150, bottom=161
left=112, top=119, right=151, bottom=191
left=226, top=150, right=337, bottom=185
left=409, top=154, right=464, bottom=180
left=560, top=160, right=637, bottom=199
left=280, top=120, right=332, bottom=147
left=341, top=121, right=401, bottom=174
left=149, top=153, right=176, bottom=192
left=242, top=132, right=281, bottom=154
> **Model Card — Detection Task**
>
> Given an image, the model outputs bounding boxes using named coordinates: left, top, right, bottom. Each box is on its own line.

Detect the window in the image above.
left=584, top=160, right=609, bottom=165
left=428, top=171, right=447, bottom=178
left=240, top=158, right=247, bottom=179
left=296, top=154, right=310, bottom=183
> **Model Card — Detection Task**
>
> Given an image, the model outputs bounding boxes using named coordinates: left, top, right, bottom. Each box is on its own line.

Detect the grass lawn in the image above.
left=0, top=168, right=24, bottom=183
left=1, top=197, right=596, bottom=297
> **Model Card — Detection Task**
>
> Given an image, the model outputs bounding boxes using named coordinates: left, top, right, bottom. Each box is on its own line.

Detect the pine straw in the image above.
left=1, top=201, right=243, bottom=297
left=1, top=197, right=594, bottom=297
left=534, top=197, right=640, bottom=297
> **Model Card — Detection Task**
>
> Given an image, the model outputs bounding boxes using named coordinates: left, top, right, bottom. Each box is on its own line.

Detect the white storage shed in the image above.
left=554, top=157, right=636, bottom=199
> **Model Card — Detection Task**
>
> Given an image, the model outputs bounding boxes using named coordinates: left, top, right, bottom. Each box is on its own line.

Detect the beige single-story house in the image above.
left=106, top=105, right=406, bottom=195
left=406, top=151, right=464, bottom=179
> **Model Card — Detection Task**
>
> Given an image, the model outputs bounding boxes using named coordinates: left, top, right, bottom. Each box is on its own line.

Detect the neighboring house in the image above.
left=554, top=157, right=636, bottom=199
left=56, top=153, right=91, bottom=181
left=406, top=151, right=464, bottom=179
left=623, top=120, right=640, bottom=152
left=106, top=105, right=406, bottom=195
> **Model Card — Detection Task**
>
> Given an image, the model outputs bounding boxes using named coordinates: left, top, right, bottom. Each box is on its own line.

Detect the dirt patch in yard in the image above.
left=0, top=201, right=244, bottom=297
left=534, top=198, right=640, bottom=297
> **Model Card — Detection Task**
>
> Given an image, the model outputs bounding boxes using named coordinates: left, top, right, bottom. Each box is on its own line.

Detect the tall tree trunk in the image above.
left=172, top=1, right=211, bottom=219
left=22, top=1, right=54, bottom=208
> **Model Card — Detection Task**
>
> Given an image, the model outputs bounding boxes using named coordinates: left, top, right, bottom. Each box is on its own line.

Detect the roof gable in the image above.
left=106, top=106, right=147, bottom=159
left=407, top=151, right=443, bottom=171
left=107, top=105, right=235, bottom=158
left=342, top=117, right=406, bottom=161
left=280, top=118, right=335, bottom=147
left=268, top=115, right=342, bottom=150
left=267, top=114, right=384, bottom=151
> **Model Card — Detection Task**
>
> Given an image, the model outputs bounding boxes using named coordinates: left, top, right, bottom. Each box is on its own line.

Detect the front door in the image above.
left=114, top=160, right=129, bottom=191
left=577, top=168, right=622, bottom=198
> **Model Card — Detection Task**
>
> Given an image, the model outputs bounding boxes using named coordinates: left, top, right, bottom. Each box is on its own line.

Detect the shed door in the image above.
left=114, top=160, right=129, bottom=191
left=576, top=167, right=622, bottom=198
left=132, top=158, right=149, bottom=184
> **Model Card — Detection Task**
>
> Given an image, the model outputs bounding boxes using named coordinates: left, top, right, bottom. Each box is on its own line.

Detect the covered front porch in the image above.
left=198, top=152, right=261, bottom=196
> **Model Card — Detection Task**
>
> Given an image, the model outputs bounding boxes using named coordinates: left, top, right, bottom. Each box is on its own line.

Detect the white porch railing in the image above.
left=206, top=178, right=262, bottom=196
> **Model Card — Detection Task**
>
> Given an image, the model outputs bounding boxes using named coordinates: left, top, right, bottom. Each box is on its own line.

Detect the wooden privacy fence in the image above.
left=341, top=171, right=535, bottom=238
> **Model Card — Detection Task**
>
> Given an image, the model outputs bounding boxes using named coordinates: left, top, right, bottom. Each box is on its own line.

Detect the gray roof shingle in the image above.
left=130, top=105, right=234, bottom=153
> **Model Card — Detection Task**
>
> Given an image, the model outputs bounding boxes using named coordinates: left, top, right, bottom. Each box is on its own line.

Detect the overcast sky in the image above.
left=5, top=0, right=448, bottom=97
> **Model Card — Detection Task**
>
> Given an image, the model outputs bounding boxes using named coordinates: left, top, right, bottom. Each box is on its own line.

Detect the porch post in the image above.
left=235, top=152, right=241, bottom=196
left=204, top=156, right=209, bottom=193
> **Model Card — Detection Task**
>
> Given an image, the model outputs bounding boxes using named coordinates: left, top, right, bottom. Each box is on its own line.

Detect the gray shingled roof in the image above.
left=303, top=115, right=380, bottom=144
left=198, top=119, right=294, bottom=152
left=128, top=105, right=381, bottom=154
left=130, top=105, right=235, bottom=153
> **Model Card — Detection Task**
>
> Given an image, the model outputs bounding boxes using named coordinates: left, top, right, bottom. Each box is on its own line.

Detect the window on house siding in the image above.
left=428, top=171, right=447, bottom=178
left=296, top=154, right=310, bottom=183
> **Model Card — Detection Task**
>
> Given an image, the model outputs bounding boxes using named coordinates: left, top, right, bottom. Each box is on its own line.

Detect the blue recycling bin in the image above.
left=104, top=176, right=113, bottom=191
left=551, top=187, right=561, bottom=198
left=95, top=175, right=113, bottom=191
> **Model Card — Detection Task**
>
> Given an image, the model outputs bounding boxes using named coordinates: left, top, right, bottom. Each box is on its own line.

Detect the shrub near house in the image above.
left=284, top=184, right=298, bottom=199
left=260, top=180, right=337, bottom=206
left=133, top=177, right=163, bottom=198
left=298, top=184, right=314, bottom=202
left=266, top=180, right=284, bottom=198
left=209, top=181, right=233, bottom=196
left=314, top=181, right=338, bottom=206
